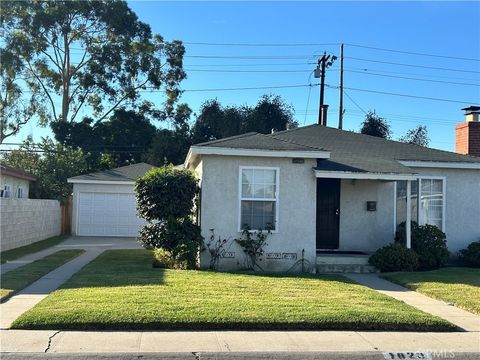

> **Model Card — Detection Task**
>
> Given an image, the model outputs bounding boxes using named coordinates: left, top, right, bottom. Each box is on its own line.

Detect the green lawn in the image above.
left=382, top=267, right=480, bottom=315
left=12, top=249, right=455, bottom=331
left=1, top=250, right=85, bottom=301
left=1, top=235, right=68, bottom=264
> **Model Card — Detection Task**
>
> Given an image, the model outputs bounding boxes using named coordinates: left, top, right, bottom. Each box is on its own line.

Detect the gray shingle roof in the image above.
left=193, top=125, right=480, bottom=174
left=195, top=132, right=325, bottom=152
left=68, top=163, right=156, bottom=182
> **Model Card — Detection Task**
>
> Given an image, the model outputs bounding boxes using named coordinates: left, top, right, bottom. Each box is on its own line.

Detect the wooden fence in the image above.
left=61, top=196, right=72, bottom=235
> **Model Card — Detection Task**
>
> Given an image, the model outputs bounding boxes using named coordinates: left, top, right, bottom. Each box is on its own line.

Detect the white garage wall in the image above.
left=71, top=183, right=143, bottom=236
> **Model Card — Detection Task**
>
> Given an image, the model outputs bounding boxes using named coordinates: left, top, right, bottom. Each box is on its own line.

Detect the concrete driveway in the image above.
left=57, top=236, right=142, bottom=250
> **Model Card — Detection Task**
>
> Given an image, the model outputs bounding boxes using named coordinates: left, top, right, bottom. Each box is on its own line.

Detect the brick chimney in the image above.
left=455, top=106, right=480, bottom=157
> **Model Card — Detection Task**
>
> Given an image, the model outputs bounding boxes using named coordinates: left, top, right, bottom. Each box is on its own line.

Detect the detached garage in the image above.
left=68, top=163, right=155, bottom=237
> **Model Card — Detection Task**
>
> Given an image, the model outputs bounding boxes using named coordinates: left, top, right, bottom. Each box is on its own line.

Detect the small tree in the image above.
left=399, top=125, right=430, bottom=147
left=360, top=111, right=391, bottom=139
left=135, top=165, right=202, bottom=269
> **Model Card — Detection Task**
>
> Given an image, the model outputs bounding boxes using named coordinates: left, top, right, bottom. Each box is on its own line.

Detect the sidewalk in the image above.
left=344, top=273, right=480, bottom=332
left=1, top=247, right=62, bottom=275
left=1, top=329, right=479, bottom=353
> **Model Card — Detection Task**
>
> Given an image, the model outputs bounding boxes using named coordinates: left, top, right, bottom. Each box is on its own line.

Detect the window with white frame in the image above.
left=240, top=167, right=278, bottom=231
left=396, top=178, right=444, bottom=231
left=17, top=187, right=24, bottom=199
left=2, top=184, right=11, bottom=198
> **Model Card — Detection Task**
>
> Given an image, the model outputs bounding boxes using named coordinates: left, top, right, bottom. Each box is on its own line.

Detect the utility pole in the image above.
left=315, top=52, right=337, bottom=126
left=338, top=43, right=344, bottom=129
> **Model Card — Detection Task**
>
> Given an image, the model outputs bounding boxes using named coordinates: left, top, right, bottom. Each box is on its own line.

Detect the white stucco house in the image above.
left=67, top=163, right=155, bottom=237
left=185, top=109, right=480, bottom=272
left=0, top=164, right=37, bottom=199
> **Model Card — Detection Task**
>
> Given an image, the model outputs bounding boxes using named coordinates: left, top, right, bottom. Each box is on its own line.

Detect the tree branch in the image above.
left=25, top=60, right=58, bottom=121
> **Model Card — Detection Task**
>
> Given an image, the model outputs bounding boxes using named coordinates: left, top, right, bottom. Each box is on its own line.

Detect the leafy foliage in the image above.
left=135, top=165, right=201, bottom=269
left=360, top=111, right=391, bottom=139
left=397, top=222, right=449, bottom=270
left=135, top=165, right=199, bottom=222
left=191, top=95, right=298, bottom=144
left=1, top=138, right=88, bottom=202
left=235, top=226, right=271, bottom=271
left=460, top=241, right=480, bottom=268
left=1, top=0, right=185, bottom=126
left=399, top=125, right=430, bottom=147
left=138, top=219, right=202, bottom=270
left=369, top=243, right=419, bottom=272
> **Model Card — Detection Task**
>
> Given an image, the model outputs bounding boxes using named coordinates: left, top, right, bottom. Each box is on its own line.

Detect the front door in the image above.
left=316, top=178, right=340, bottom=250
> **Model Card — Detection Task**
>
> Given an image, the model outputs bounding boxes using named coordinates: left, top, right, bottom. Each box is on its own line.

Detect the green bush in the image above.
left=139, top=220, right=203, bottom=269
left=369, top=243, right=419, bottom=272
left=460, top=241, right=480, bottom=268
left=135, top=165, right=202, bottom=270
left=152, top=248, right=187, bottom=269
left=135, top=165, right=199, bottom=222
left=397, top=222, right=449, bottom=270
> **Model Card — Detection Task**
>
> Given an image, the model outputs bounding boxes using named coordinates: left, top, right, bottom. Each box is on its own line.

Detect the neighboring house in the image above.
left=185, top=107, right=480, bottom=271
left=67, top=163, right=155, bottom=237
left=0, top=164, right=37, bottom=199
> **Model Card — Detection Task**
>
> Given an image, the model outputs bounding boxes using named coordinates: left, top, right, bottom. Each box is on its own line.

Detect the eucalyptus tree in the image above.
left=0, top=0, right=186, bottom=132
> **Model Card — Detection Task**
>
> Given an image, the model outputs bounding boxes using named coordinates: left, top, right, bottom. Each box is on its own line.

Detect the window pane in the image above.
left=420, top=179, right=443, bottom=230
left=241, top=200, right=276, bottom=230
left=242, top=184, right=252, bottom=197
left=241, top=168, right=276, bottom=199
left=396, top=180, right=418, bottom=227
left=242, top=169, right=253, bottom=185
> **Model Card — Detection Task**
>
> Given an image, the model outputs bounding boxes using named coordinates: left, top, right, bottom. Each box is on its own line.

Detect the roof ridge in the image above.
left=195, top=132, right=258, bottom=146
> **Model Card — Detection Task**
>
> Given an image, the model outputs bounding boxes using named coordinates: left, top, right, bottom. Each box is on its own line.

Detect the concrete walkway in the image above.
left=345, top=273, right=480, bottom=332
left=1, top=247, right=63, bottom=275
left=0, top=236, right=141, bottom=329
left=1, top=329, right=479, bottom=353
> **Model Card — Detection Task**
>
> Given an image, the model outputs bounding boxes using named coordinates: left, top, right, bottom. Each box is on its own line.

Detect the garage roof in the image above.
left=68, top=163, right=156, bottom=184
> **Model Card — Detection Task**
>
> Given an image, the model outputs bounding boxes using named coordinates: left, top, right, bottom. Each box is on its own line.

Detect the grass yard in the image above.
left=1, top=235, right=68, bottom=264
left=1, top=250, right=84, bottom=301
left=12, top=249, right=455, bottom=331
left=382, top=267, right=480, bottom=315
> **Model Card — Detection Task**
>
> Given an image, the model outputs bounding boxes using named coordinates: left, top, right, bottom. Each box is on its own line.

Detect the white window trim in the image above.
left=3, top=184, right=11, bottom=198
left=238, top=166, right=280, bottom=233
left=17, top=187, right=24, bottom=199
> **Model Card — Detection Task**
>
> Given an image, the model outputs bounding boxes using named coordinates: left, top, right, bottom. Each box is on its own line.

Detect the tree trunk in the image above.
left=61, top=32, right=70, bottom=122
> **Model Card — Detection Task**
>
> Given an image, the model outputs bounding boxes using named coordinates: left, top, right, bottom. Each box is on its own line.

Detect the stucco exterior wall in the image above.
left=411, top=167, right=480, bottom=253
left=0, top=199, right=61, bottom=251
left=71, top=182, right=135, bottom=235
left=0, top=174, right=30, bottom=199
left=338, top=179, right=395, bottom=252
left=198, top=155, right=317, bottom=272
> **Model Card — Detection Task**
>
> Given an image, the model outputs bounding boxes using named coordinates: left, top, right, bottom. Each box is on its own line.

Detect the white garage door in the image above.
left=77, top=192, right=144, bottom=237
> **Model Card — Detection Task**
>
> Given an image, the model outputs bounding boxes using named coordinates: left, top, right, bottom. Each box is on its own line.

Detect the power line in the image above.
left=345, top=43, right=480, bottom=62
left=346, top=56, right=480, bottom=74
left=186, top=68, right=312, bottom=73
left=184, top=54, right=318, bottom=60
left=345, top=69, right=480, bottom=87
left=343, top=91, right=367, bottom=114
left=184, top=42, right=340, bottom=47
left=327, top=84, right=478, bottom=105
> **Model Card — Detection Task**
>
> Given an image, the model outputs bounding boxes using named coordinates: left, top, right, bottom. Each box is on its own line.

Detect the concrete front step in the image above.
left=316, top=264, right=378, bottom=274
left=316, top=254, right=370, bottom=265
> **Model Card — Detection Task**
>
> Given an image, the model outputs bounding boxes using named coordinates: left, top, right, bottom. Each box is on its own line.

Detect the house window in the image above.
left=239, top=167, right=278, bottom=231
left=419, top=179, right=444, bottom=231
left=2, top=185, right=11, bottom=198
left=396, top=178, right=444, bottom=231
left=17, top=187, right=24, bottom=199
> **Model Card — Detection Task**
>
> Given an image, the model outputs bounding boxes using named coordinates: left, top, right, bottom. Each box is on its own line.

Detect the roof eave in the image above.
left=398, top=160, right=480, bottom=169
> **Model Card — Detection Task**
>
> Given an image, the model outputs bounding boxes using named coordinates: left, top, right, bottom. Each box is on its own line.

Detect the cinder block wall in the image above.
left=0, top=199, right=61, bottom=252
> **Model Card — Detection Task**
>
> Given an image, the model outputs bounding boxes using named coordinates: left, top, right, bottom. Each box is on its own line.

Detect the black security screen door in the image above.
left=316, top=178, right=340, bottom=250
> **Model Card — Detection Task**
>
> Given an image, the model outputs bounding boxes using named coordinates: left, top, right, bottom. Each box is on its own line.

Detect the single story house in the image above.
left=0, top=164, right=37, bottom=199
left=185, top=108, right=480, bottom=272
left=67, top=163, right=155, bottom=237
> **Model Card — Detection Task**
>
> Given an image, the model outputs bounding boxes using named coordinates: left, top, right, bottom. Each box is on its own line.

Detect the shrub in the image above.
left=152, top=248, right=190, bottom=270
left=235, top=226, right=271, bottom=271
left=369, top=243, right=419, bottom=272
left=135, top=165, right=199, bottom=222
left=135, top=165, right=203, bottom=270
left=460, top=241, right=480, bottom=268
left=397, top=221, right=449, bottom=270
left=138, top=220, right=203, bottom=269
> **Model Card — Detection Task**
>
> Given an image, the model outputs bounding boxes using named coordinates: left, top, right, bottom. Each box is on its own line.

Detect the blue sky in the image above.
left=10, top=1, right=480, bottom=151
